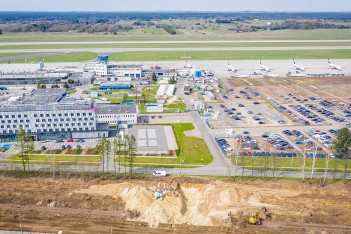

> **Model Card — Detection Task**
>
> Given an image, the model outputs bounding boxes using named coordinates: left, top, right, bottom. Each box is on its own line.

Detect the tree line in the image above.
left=11, top=126, right=351, bottom=183
left=2, top=22, right=132, bottom=33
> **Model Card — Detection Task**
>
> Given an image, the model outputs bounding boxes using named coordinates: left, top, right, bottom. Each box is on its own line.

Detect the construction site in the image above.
left=0, top=174, right=350, bottom=233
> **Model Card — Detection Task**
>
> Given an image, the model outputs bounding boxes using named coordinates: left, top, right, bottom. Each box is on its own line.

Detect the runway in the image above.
left=1, top=39, right=351, bottom=46
left=1, top=46, right=351, bottom=53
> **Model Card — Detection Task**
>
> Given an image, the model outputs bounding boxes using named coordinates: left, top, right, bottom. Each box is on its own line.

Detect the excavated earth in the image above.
left=0, top=174, right=350, bottom=233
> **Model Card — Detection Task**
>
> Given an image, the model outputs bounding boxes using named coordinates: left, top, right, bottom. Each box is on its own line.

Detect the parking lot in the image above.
left=35, top=139, right=98, bottom=152
left=197, top=76, right=351, bottom=159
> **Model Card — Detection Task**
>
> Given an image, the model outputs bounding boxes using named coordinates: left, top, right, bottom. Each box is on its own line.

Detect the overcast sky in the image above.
left=0, top=0, right=350, bottom=12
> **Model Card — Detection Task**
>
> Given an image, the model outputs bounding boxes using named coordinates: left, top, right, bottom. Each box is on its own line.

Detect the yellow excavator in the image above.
left=246, top=207, right=271, bottom=225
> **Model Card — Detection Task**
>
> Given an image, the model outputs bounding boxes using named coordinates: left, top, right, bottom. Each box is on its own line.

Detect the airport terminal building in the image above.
left=0, top=89, right=137, bottom=142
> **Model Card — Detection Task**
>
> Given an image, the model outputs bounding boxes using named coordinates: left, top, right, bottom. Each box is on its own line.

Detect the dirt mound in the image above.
left=78, top=180, right=300, bottom=227
left=1, top=174, right=350, bottom=233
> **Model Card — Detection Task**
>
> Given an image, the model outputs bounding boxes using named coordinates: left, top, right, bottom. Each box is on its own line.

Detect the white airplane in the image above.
left=227, top=61, right=237, bottom=72
left=328, top=59, right=342, bottom=71
left=259, top=60, right=271, bottom=72
left=293, top=59, right=305, bottom=71
left=185, top=60, right=192, bottom=69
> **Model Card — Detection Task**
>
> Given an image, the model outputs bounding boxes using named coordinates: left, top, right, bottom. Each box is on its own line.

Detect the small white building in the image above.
left=95, top=105, right=138, bottom=125
left=156, top=85, right=175, bottom=99
left=206, top=91, right=216, bottom=101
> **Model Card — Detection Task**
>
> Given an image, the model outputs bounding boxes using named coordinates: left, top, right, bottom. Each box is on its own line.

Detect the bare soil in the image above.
left=0, top=174, right=350, bottom=233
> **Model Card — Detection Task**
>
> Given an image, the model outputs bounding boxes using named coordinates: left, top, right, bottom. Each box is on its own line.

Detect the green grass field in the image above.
left=142, top=86, right=158, bottom=103
left=1, top=52, right=98, bottom=63
left=232, top=156, right=351, bottom=172
left=1, top=29, right=351, bottom=42
left=2, top=49, right=350, bottom=63
left=109, top=49, right=351, bottom=61
left=1, top=42, right=351, bottom=50
left=173, top=123, right=213, bottom=165
left=115, top=123, right=213, bottom=166
left=98, top=91, right=125, bottom=104
left=164, top=97, right=187, bottom=112
left=0, top=52, right=38, bottom=57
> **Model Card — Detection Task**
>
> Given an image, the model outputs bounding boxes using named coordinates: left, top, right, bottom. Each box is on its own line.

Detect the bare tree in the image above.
left=310, top=144, right=318, bottom=182
left=97, top=134, right=110, bottom=173
left=323, top=150, right=331, bottom=186
left=127, top=135, right=137, bottom=178
left=15, top=126, right=34, bottom=172
left=123, top=135, right=129, bottom=177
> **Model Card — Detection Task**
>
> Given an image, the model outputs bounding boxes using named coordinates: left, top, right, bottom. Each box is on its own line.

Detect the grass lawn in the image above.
left=114, top=123, right=213, bottom=166
left=2, top=42, right=351, bottom=50
left=164, top=97, right=187, bottom=112
left=0, top=52, right=38, bottom=57
left=6, top=52, right=98, bottom=63
left=232, top=156, right=351, bottom=172
left=142, top=86, right=158, bottom=103
left=6, top=154, right=101, bottom=163
left=172, top=123, right=213, bottom=165
left=98, top=91, right=125, bottom=104
left=109, top=49, right=351, bottom=61
left=2, top=29, right=351, bottom=42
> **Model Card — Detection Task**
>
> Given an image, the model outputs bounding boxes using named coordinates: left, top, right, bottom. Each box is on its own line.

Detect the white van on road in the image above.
left=152, top=171, right=167, bottom=177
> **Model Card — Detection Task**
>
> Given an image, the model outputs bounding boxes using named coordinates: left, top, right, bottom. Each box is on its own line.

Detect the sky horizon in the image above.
left=1, top=0, right=350, bottom=12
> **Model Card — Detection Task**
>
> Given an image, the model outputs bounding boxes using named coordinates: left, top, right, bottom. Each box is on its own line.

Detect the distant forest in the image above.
left=0, top=12, right=350, bottom=34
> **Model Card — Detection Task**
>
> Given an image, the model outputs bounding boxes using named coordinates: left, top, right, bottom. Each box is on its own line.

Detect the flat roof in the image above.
left=95, top=104, right=137, bottom=115
left=22, top=89, right=66, bottom=104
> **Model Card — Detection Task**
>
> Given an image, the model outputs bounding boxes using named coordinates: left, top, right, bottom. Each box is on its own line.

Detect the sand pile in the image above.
left=77, top=180, right=289, bottom=227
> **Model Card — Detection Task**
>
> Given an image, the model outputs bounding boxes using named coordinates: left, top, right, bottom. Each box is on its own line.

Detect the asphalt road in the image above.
left=1, top=162, right=350, bottom=180
left=176, top=78, right=234, bottom=168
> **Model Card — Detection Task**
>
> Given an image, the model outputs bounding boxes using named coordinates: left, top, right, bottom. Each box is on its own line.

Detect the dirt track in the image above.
left=0, top=174, right=350, bottom=233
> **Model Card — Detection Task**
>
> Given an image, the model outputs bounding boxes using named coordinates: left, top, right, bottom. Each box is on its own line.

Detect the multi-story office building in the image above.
left=0, top=89, right=137, bottom=142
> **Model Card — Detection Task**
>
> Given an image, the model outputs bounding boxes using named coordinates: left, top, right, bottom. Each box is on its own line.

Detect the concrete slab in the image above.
left=138, top=139, right=147, bottom=147
left=147, top=129, right=157, bottom=139
left=138, top=129, right=147, bottom=139
left=148, top=140, right=158, bottom=147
